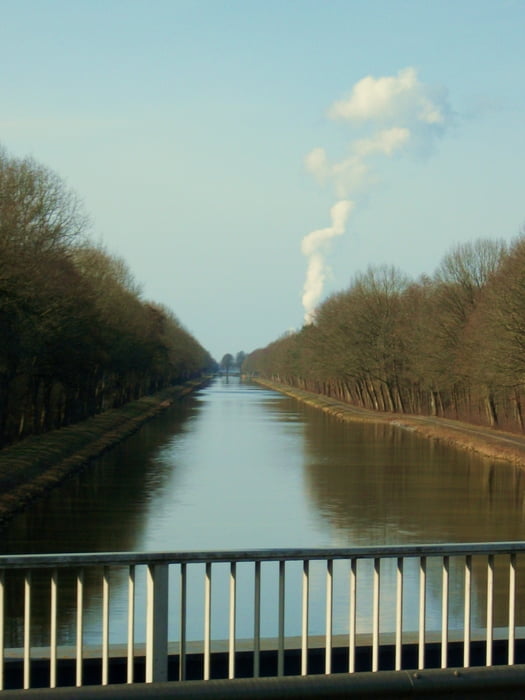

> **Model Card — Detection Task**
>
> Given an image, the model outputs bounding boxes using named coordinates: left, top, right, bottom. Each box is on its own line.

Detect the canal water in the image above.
left=2, top=376, right=525, bottom=647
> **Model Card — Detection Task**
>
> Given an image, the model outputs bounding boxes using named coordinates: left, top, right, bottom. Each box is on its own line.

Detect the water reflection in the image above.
left=270, top=392, right=525, bottom=630
left=290, top=401, right=525, bottom=545
left=0, top=395, right=202, bottom=554
left=2, top=377, right=525, bottom=646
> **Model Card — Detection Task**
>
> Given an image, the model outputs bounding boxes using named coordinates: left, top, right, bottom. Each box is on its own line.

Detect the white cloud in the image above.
left=328, top=67, right=448, bottom=131
left=353, top=127, right=411, bottom=157
left=329, top=67, right=418, bottom=121
left=304, top=147, right=329, bottom=181
left=418, top=97, right=445, bottom=124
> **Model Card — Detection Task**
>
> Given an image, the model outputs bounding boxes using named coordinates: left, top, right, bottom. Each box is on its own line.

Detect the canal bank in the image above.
left=0, top=378, right=211, bottom=526
left=254, top=379, right=525, bottom=469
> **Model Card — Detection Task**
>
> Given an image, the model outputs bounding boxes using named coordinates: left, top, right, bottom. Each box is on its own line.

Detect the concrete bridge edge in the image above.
left=1, top=665, right=525, bottom=699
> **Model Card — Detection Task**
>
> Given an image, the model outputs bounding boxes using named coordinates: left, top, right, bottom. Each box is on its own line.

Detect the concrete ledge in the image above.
left=3, top=636, right=525, bottom=691
left=3, top=665, right=525, bottom=699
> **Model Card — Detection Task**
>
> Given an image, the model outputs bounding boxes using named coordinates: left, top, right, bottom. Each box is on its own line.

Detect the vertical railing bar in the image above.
left=50, top=569, right=58, bottom=688
left=0, top=570, right=4, bottom=691
left=127, top=565, right=135, bottom=684
left=228, top=562, right=236, bottom=679
left=278, top=560, right=285, bottom=677
left=204, top=562, right=211, bottom=680
left=463, top=555, right=471, bottom=668
left=349, top=558, right=356, bottom=674
left=179, top=562, right=187, bottom=681
left=253, top=561, right=261, bottom=678
left=301, top=560, right=309, bottom=676
left=418, top=556, right=426, bottom=670
left=441, top=556, right=449, bottom=669
left=76, top=569, right=84, bottom=687
left=24, top=570, right=31, bottom=690
left=102, top=566, right=110, bottom=686
left=395, top=557, right=403, bottom=671
left=508, top=553, right=516, bottom=665
left=325, top=559, right=333, bottom=675
left=372, top=557, right=380, bottom=672
left=146, top=564, right=169, bottom=683
left=486, top=554, right=494, bottom=666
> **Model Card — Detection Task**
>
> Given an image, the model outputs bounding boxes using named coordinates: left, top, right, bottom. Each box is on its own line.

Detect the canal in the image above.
left=2, top=376, right=525, bottom=647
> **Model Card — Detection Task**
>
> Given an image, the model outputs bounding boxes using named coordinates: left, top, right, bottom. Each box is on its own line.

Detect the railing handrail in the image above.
left=1, top=540, right=525, bottom=568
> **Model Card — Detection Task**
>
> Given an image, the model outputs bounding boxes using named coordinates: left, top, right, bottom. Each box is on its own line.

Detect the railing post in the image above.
left=508, top=553, right=516, bottom=665
left=301, top=559, right=309, bottom=676
left=50, top=568, right=58, bottom=688
left=464, top=555, right=471, bottom=668
left=278, top=560, right=285, bottom=677
left=325, top=559, right=333, bottom=674
left=372, top=558, right=380, bottom=672
left=24, top=570, right=31, bottom=690
left=395, top=557, right=403, bottom=671
left=204, top=562, right=212, bottom=680
left=418, top=556, right=426, bottom=670
left=487, top=554, right=494, bottom=666
left=127, top=565, right=135, bottom=684
left=0, top=569, right=4, bottom=691
left=253, top=561, right=261, bottom=678
left=228, top=562, right=236, bottom=679
left=441, top=556, right=449, bottom=669
left=179, top=563, right=187, bottom=681
left=146, top=563, right=169, bottom=683
left=76, top=569, right=84, bottom=687
left=349, top=558, right=356, bottom=674
left=102, top=567, right=110, bottom=686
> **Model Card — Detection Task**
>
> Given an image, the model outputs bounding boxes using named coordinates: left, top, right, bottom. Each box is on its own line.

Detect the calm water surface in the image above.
left=2, top=377, right=525, bottom=645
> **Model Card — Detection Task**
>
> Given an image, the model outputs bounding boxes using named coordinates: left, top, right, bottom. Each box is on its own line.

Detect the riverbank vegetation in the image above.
left=245, top=235, right=525, bottom=434
left=254, top=378, right=525, bottom=468
left=0, top=148, right=214, bottom=447
left=0, top=379, right=208, bottom=524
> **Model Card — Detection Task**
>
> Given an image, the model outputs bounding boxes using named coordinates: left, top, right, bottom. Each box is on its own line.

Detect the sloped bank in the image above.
left=254, top=379, right=525, bottom=468
left=0, top=378, right=211, bottom=526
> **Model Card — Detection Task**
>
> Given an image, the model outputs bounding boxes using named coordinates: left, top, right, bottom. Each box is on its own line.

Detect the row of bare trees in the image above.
left=245, top=235, right=525, bottom=432
left=0, top=149, right=214, bottom=447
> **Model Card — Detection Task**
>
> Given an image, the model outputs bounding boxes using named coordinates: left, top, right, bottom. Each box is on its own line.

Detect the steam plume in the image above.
left=301, top=200, right=353, bottom=324
left=301, top=67, right=451, bottom=323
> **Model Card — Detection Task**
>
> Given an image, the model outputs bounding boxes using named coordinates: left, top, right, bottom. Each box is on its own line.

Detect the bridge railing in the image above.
left=0, top=542, right=524, bottom=691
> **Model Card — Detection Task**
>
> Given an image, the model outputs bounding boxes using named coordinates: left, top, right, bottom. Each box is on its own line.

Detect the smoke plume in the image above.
left=301, top=67, right=451, bottom=323
left=301, top=200, right=353, bottom=324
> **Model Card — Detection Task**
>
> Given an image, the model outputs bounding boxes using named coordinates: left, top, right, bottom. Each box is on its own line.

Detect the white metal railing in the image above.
left=0, top=542, right=524, bottom=691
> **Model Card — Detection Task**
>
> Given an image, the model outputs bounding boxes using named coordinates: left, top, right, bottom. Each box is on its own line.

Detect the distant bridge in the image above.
left=1, top=543, right=525, bottom=697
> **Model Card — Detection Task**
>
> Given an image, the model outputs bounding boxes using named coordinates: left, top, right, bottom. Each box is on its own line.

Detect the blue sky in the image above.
left=1, top=0, right=524, bottom=360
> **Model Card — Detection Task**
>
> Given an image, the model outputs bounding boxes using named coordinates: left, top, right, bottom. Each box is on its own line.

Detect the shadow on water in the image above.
left=0, top=392, right=203, bottom=555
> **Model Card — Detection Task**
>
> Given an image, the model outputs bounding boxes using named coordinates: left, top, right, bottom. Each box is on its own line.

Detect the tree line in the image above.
left=219, top=351, right=246, bottom=374
left=0, top=148, right=214, bottom=447
left=244, top=235, right=525, bottom=432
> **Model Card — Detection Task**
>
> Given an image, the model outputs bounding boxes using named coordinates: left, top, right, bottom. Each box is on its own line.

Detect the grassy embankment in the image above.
left=254, top=378, right=525, bottom=468
left=0, top=378, right=210, bottom=525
